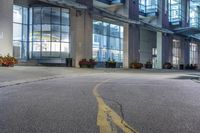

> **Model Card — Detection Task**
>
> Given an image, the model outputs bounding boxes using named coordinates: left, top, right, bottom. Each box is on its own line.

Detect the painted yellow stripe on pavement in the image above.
left=93, top=79, right=139, bottom=133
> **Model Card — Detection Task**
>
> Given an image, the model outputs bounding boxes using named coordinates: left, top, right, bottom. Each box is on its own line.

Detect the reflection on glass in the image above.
left=92, top=20, right=124, bottom=62
left=52, top=25, right=60, bottom=42
left=52, top=8, right=61, bottom=24
left=13, top=5, right=22, bottom=23
left=13, top=5, right=28, bottom=59
left=190, top=43, right=198, bottom=64
left=13, top=23, right=22, bottom=40
left=42, top=7, right=51, bottom=24
left=168, top=0, right=182, bottom=23
left=30, top=6, right=70, bottom=58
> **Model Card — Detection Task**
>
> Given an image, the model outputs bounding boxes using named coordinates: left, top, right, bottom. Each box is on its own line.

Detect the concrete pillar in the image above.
left=70, top=9, right=93, bottom=67
left=156, top=32, right=171, bottom=69
left=123, top=24, right=129, bottom=68
left=183, top=40, right=190, bottom=65
left=0, top=0, right=13, bottom=56
left=70, top=0, right=93, bottom=67
left=156, top=32, right=163, bottom=69
left=128, top=0, right=140, bottom=65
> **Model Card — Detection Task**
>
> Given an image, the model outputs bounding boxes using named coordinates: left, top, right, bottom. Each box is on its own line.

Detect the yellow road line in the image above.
left=93, top=79, right=139, bottom=133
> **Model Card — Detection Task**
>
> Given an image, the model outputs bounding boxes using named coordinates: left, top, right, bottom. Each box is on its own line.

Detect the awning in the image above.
left=91, top=7, right=140, bottom=24
left=140, top=21, right=174, bottom=34
left=38, top=0, right=87, bottom=10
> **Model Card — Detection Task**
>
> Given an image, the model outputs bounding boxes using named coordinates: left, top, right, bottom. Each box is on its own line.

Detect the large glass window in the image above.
left=13, top=5, right=28, bottom=59
left=93, top=21, right=123, bottom=63
left=172, top=39, right=181, bottom=66
left=190, top=1, right=200, bottom=28
left=139, top=0, right=158, bottom=15
left=29, top=7, right=70, bottom=59
left=190, top=43, right=198, bottom=64
left=168, top=0, right=182, bottom=24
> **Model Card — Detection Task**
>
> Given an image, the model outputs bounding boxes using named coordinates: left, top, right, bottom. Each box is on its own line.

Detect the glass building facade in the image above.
left=139, top=0, right=158, bottom=15
left=190, top=1, right=200, bottom=28
left=13, top=5, right=70, bottom=60
left=93, top=20, right=124, bottom=63
left=172, top=39, right=181, bottom=66
left=13, top=5, right=28, bottom=59
left=168, top=0, right=182, bottom=24
left=29, top=7, right=70, bottom=59
left=190, top=43, right=198, bottom=64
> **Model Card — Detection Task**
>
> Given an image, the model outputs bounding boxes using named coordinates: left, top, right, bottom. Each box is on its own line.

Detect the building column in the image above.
left=128, top=0, right=140, bottom=66
left=198, top=44, right=200, bottom=69
left=183, top=40, right=190, bottom=65
left=156, top=32, right=171, bottom=69
left=70, top=0, right=93, bottom=67
left=0, top=0, right=13, bottom=56
left=123, top=24, right=129, bottom=68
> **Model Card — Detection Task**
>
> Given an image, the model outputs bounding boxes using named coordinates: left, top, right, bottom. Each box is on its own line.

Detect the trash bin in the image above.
left=179, top=64, right=184, bottom=70
left=66, top=58, right=72, bottom=67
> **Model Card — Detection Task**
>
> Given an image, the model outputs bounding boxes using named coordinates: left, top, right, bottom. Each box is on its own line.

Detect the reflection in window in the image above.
left=168, top=0, right=182, bottom=24
left=190, top=1, right=200, bottom=28
left=13, top=5, right=28, bottom=59
left=30, top=7, right=70, bottom=59
left=93, top=20, right=123, bottom=63
left=139, top=0, right=158, bottom=15
left=190, top=43, right=198, bottom=64
left=172, top=39, right=181, bottom=66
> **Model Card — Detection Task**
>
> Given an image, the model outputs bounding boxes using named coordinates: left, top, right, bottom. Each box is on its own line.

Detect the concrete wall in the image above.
left=140, top=28, right=156, bottom=64
left=0, top=0, right=13, bottom=56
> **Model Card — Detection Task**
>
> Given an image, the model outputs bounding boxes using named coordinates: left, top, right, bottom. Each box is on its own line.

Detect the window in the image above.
left=13, top=5, right=28, bottom=59
left=92, top=21, right=123, bottom=63
left=168, top=0, right=182, bottom=24
left=29, top=7, right=70, bottom=59
left=139, top=0, right=158, bottom=15
left=190, top=43, right=198, bottom=64
left=190, top=0, right=200, bottom=28
left=172, top=39, right=181, bottom=66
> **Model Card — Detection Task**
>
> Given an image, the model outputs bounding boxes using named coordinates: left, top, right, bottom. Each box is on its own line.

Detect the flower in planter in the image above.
left=0, top=56, right=3, bottom=64
left=130, top=62, right=143, bottom=69
left=79, top=59, right=97, bottom=68
left=1, top=54, right=18, bottom=67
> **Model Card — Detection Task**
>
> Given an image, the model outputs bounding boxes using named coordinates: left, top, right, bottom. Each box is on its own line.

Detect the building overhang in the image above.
left=174, top=27, right=200, bottom=36
left=173, top=27, right=200, bottom=40
left=91, top=7, right=140, bottom=24
left=95, top=0, right=125, bottom=5
left=38, top=0, right=88, bottom=10
left=140, top=21, right=174, bottom=34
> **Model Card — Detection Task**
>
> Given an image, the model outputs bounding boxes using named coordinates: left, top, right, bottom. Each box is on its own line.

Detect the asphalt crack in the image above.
left=101, top=96, right=136, bottom=132
left=0, top=75, right=64, bottom=89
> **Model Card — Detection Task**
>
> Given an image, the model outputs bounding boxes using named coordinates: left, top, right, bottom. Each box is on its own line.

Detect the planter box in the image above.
left=105, top=62, right=116, bottom=68
left=131, top=63, right=143, bottom=69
